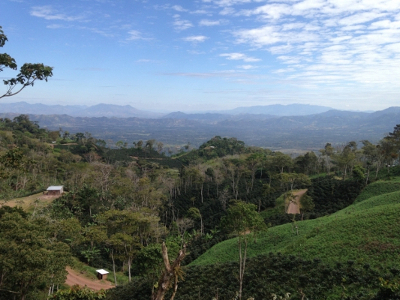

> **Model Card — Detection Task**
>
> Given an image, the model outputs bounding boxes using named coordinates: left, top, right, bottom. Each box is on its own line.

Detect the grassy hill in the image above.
left=190, top=177, right=400, bottom=270
left=108, top=177, right=400, bottom=300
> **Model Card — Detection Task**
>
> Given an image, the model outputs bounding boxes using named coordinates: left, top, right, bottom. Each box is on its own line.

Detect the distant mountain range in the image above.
left=1, top=105, right=399, bottom=151
left=0, top=102, right=340, bottom=119
left=0, top=102, right=163, bottom=118
left=217, top=103, right=334, bottom=116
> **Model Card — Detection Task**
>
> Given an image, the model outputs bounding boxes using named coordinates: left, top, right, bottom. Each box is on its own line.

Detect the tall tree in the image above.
left=221, top=201, right=267, bottom=300
left=320, top=143, right=335, bottom=174
left=221, top=157, right=246, bottom=200
left=271, top=152, right=293, bottom=174
left=384, top=124, right=400, bottom=167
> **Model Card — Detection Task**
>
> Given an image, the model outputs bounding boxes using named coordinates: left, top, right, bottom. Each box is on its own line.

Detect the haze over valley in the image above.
left=1, top=102, right=398, bottom=151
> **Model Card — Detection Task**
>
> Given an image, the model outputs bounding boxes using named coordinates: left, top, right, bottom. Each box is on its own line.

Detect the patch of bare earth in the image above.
left=0, top=193, right=62, bottom=211
left=286, top=189, right=308, bottom=215
left=65, top=267, right=114, bottom=291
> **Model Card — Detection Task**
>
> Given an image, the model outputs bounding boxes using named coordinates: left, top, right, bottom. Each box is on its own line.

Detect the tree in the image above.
left=387, top=124, right=400, bottom=151
left=157, top=141, right=164, bottom=154
left=221, top=201, right=267, bottom=300
left=221, top=157, right=246, bottom=200
left=333, top=142, right=358, bottom=179
left=187, top=207, right=203, bottom=236
left=361, top=140, right=384, bottom=181
left=383, top=124, right=400, bottom=169
left=271, top=152, right=293, bottom=174
left=278, top=172, right=311, bottom=196
left=0, top=26, right=53, bottom=99
left=295, top=151, right=319, bottom=175
left=245, top=152, right=263, bottom=191
left=299, top=194, right=314, bottom=221
left=320, top=143, right=335, bottom=174
left=152, top=242, right=186, bottom=300
left=0, top=209, right=70, bottom=300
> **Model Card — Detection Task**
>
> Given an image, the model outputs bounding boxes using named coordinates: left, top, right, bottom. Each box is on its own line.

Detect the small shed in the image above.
left=46, top=186, right=64, bottom=195
left=96, top=269, right=109, bottom=280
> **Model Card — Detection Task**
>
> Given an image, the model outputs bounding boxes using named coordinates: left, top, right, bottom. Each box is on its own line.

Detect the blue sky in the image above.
left=1, top=0, right=400, bottom=112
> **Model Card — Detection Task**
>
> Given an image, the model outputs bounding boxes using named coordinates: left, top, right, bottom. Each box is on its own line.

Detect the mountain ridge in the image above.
left=0, top=102, right=373, bottom=119
left=1, top=105, right=398, bottom=150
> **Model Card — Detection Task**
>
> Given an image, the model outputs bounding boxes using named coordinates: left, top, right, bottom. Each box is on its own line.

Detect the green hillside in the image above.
left=191, top=177, right=400, bottom=269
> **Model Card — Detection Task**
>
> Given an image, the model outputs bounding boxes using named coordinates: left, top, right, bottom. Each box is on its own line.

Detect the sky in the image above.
left=1, top=0, right=400, bottom=112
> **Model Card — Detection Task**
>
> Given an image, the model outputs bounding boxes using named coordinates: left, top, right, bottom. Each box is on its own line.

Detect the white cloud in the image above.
left=126, top=30, right=152, bottom=41
left=237, top=65, right=258, bottom=69
left=191, top=10, right=210, bottom=15
left=220, top=7, right=236, bottom=16
left=31, top=6, right=83, bottom=21
left=338, top=12, right=388, bottom=26
left=173, top=15, right=193, bottom=31
left=183, top=35, right=209, bottom=42
left=46, top=24, right=67, bottom=29
left=172, top=5, right=188, bottom=12
left=220, top=52, right=261, bottom=62
left=218, top=0, right=400, bottom=90
left=199, top=19, right=222, bottom=26
left=269, top=44, right=294, bottom=54
left=203, top=0, right=253, bottom=6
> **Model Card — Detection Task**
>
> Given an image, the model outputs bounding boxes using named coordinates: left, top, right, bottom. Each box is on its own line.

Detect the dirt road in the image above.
left=286, top=189, right=308, bottom=215
left=65, top=267, right=114, bottom=291
left=0, top=193, right=61, bottom=211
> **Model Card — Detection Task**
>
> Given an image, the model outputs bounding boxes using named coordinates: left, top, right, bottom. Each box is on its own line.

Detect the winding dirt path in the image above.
left=286, top=189, right=308, bottom=215
left=65, top=267, right=114, bottom=291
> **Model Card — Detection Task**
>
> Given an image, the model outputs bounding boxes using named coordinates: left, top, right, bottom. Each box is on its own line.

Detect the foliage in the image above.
left=50, top=285, right=107, bottom=300
left=0, top=26, right=53, bottom=99
left=106, top=253, right=400, bottom=300
left=221, top=201, right=267, bottom=299
left=191, top=178, right=400, bottom=269
left=355, top=180, right=400, bottom=203
left=0, top=209, right=71, bottom=300
left=1, top=113, right=400, bottom=300
left=176, top=136, right=247, bottom=164
left=308, top=175, right=364, bottom=216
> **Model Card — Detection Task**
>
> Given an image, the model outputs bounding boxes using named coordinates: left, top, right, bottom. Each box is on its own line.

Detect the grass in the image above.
left=190, top=176, right=400, bottom=269
left=355, top=179, right=400, bottom=203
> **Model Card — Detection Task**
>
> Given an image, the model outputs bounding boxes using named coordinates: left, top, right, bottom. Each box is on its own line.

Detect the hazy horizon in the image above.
left=0, top=100, right=383, bottom=115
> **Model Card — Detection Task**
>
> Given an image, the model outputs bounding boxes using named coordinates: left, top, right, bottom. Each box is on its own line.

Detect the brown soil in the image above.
left=286, top=189, right=308, bottom=215
left=65, top=267, right=114, bottom=291
left=0, top=193, right=62, bottom=211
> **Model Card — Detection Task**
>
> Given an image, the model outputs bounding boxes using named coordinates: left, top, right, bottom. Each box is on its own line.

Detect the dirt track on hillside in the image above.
left=65, top=267, right=114, bottom=291
left=0, top=193, right=61, bottom=210
left=286, top=189, right=308, bottom=214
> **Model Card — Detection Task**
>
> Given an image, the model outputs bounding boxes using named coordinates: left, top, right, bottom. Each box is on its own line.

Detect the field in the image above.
left=191, top=177, right=400, bottom=270
left=0, top=192, right=61, bottom=212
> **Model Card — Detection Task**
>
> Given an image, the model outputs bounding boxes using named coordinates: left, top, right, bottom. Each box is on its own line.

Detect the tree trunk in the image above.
left=111, top=250, right=117, bottom=286
left=153, top=242, right=186, bottom=300
left=238, top=238, right=247, bottom=300
left=200, top=215, right=203, bottom=236
left=128, top=257, right=132, bottom=282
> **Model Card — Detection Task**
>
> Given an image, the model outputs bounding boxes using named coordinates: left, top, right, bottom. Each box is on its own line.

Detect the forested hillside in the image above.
left=1, top=106, right=399, bottom=150
left=1, top=115, right=400, bottom=300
